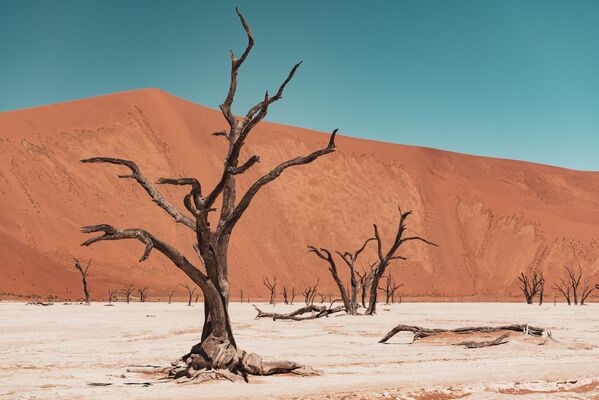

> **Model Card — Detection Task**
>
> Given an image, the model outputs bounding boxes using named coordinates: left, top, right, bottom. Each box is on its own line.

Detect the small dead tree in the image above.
left=240, top=288, right=243, bottom=304
left=308, top=237, right=375, bottom=315
left=123, top=284, right=135, bottom=304
left=379, top=274, right=403, bottom=304
left=553, top=278, right=571, bottom=305
left=290, top=287, right=296, bottom=304
left=73, top=258, right=91, bottom=304
left=366, top=209, right=437, bottom=315
left=263, top=276, right=278, bottom=305
left=302, top=279, right=319, bottom=305
left=357, top=262, right=377, bottom=308
left=138, top=287, right=149, bottom=302
left=517, top=271, right=543, bottom=304
left=108, top=288, right=118, bottom=303
left=555, top=265, right=595, bottom=305
left=283, top=287, right=289, bottom=304
left=167, top=287, right=176, bottom=304
left=180, top=283, right=197, bottom=307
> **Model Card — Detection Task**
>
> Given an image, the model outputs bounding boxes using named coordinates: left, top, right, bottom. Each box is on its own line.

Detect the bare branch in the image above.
left=80, top=158, right=196, bottom=230
left=219, top=131, right=337, bottom=236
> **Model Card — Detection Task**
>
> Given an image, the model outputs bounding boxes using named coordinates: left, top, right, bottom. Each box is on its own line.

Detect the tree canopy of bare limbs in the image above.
left=517, top=270, right=544, bottom=304
left=179, top=283, right=197, bottom=307
left=307, top=209, right=436, bottom=316
left=554, top=265, right=595, bottom=305
left=73, top=258, right=91, bottom=304
left=107, top=288, right=118, bottom=303
left=137, top=287, right=149, bottom=302
left=302, top=279, right=319, bottom=305
left=122, top=284, right=135, bottom=303
left=263, top=276, right=278, bottom=305
left=379, top=274, right=403, bottom=305
left=167, top=287, right=176, bottom=304
left=79, top=8, right=336, bottom=380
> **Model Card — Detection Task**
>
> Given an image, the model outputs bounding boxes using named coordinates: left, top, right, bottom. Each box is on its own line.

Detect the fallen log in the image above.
left=379, top=323, right=544, bottom=344
left=253, top=304, right=345, bottom=321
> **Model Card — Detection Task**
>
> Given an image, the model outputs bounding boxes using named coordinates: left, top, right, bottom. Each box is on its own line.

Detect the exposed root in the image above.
left=380, top=323, right=545, bottom=344
left=253, top=304, right=345, bottom=321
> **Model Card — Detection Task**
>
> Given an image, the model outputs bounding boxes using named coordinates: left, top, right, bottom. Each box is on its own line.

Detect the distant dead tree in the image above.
left=366, top=209, right=436, bottom=315
left=137, top=287, right=149, bottom=302
left=290, top=287, right=296, bottom=304
left=123, top=284, right=135, bottom=303
left=108, top=288, right=118, bottom=303
left=179, top=283, right=197, bottom=307
left=167, top=287, right=176, bottom=304
left=283, top=287, right=289, bottom=304
left=79, top=7, right=335, bottom=378
left=263, top=276, right=278, bottom=305
left=554, top=265, right=595, bottom=305
left=356, top=263, right=377, bottom=308
left=195, top=293, right=200, bottom=303
left=517, top=270, right=543, bottom=304
left=240, top=288, right=244, bottom=304
left=302, top=279, right=319, bottom=305
left=379, top=274, right=403, bottom=304
left=73, top=258, right=91, bottom=304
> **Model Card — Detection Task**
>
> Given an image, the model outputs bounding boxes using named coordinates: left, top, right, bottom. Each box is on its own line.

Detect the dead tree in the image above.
left=290, top=287, right=296, bottom=304
left=283, top=287, right=289, bottom=304
left=137, top=287, right=148, bottom=302
left=123, top=284, right=135, bottom=304
left=263, top=276, right=278, bottom=305
left=308, top=237, right=375, bottom=315
left=73, top=258, right=91, bottom=304
left=379, top=274, right=403, bottom=304
left=167, top=287, right=176, bottom=304
left=553, top=278, right=571, bottom=305
left=356, top=263, right=377, bottom=307
left=517, top=271, right=543, bottom=304
left=580, top=283, right=595, bottom=305
left=302, top=279, right=319, bottom=305
left=79, top=8, right=336, bottom=379
left=108, top=288, right=118, bottom=303
left=554, top=265, right=595, bottom=305
left=366, top=209, right=437, bottom=315
left=379, top=323, right=544, bottom=344
left=180, top=283, right=197, bottom=307
left=538, top=272, right=545, bottom=305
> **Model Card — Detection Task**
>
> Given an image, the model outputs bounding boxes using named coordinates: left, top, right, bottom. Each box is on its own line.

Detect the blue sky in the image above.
left=1, top=0, right=598, bottom=170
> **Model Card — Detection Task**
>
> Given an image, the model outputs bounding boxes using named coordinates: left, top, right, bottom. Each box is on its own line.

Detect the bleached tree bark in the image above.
left=263, top=276, right=278, bottom=305
left=79, top=7, right=336, bottom=379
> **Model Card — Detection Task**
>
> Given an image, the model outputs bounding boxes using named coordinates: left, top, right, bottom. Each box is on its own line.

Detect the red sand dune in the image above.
left=0, top=88, right=598, bottom=301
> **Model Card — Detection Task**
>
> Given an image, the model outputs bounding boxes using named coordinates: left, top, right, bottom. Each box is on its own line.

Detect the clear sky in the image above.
left=1, top=1, right=598, bottom=171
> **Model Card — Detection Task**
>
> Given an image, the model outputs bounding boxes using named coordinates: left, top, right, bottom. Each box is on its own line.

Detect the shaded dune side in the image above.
left=0, top=88, right=598, bottom=300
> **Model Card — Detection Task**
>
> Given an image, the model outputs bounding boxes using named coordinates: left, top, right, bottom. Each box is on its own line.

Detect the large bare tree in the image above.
left=80, top=8, right=336, bottom=379
left=554, top=264, right=595, bottom=305
left=517, top=270, right=543, bottom=304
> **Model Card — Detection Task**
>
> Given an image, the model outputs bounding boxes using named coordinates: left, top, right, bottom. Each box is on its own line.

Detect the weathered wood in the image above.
left=379, top=323, right=544, bottom=344
left=253, top=304, right=345, bottom=321
left=454, top=333, right=510, bottom=348
left=79, top=7, right=336, bottom=380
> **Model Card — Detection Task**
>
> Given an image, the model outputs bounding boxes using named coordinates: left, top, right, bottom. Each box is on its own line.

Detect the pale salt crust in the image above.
left=1, top=302, right=598, bottom=399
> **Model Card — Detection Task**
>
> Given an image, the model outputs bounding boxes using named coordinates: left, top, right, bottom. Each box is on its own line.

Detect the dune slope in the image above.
left=0, top=89, right=598, bottom=300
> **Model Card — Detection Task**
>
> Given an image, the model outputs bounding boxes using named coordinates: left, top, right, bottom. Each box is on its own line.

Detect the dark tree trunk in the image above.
left=79, top=7, right=336, bottom=380
left=73, top=258, right=91, bottom=304
left=366, top=210, right=436, bottom=315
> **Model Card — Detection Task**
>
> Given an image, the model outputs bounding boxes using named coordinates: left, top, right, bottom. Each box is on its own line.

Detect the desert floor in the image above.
left=2, top=301, right=599, bottom=399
